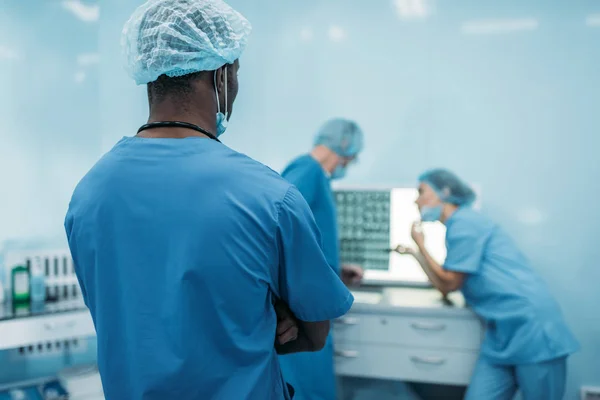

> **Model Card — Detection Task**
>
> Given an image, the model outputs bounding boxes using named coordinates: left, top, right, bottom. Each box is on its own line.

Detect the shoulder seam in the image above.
left=275, top=186, right=294, bottom=226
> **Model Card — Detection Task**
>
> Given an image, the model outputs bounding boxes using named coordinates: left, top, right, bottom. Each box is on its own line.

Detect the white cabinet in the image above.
left=334, top=289, right=483, bottom=386
left=334, top=314, right=482, bottom=351
left=0, top=309, right=95, bottom=351
left=335, top=342, right=479, bottom=385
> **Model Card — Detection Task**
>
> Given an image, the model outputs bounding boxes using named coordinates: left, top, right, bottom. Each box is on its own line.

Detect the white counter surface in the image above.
left=349, top=287, right=475, bottom=319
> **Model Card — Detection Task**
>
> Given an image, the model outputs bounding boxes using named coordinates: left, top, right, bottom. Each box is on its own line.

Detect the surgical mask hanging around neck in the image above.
left=420, top=205, right=443, bottom=222
left=214, top=66, right=229, bottom=137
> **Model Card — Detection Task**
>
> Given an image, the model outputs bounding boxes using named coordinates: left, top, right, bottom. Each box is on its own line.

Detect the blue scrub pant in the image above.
left=465, top=356, right=567, bottom=400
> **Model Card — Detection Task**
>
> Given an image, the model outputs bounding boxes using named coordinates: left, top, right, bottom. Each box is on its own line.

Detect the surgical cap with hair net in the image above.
left=122, top=0, right=252, bottom=85
left=314, top=119, right=364, bottom=158
left=419, top=169, right=476, bottom=207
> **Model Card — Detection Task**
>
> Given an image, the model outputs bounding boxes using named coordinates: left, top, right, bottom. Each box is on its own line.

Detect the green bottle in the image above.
left=11, top=264, right=30, bottom=304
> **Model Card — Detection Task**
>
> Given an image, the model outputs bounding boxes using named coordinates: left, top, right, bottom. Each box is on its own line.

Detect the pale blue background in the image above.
left=1, top=0, right=599, bottom=397
left=0, top=0, right=100, bottom=384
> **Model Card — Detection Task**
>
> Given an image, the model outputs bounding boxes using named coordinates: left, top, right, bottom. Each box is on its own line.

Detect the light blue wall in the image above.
left=0, top=0, right=100, bottom=384
left=0, top=0, right=102, bottom=244
left=1, top=0, right=599, bottom=396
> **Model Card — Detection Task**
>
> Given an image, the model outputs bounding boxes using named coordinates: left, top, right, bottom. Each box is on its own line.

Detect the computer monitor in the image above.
left=334, top=186, right=447, bottom=286
left=386, top=187, right=446, bottom=284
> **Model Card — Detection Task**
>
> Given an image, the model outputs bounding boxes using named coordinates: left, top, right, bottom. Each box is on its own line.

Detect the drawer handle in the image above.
left=410, top=322, right=446, bottom=331
left=410, top=356, right=446, bottom=366
left=335, top=350, right=359, bottom=358
left=334, top=317, right=359, bottom=325
left=44, top=321, right=76, bottom=331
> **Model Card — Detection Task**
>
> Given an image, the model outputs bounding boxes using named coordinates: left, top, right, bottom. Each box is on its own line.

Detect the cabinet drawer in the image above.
left=334, top=343, right=477, bottom=386
left=0, top=311, right=95, bottom=350
left=334, top=313, right=482, bottom=351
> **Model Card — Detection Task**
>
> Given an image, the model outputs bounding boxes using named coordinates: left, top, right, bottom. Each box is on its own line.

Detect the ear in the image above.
left=215, top=66, right=226, bottom=93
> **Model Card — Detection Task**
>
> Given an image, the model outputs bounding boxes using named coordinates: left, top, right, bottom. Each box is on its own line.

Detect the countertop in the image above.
left=348, top=286, right=477, bottom=319
left=0, top=288, right=475, bottom=322
left=0, top=299, right=87, bottom=322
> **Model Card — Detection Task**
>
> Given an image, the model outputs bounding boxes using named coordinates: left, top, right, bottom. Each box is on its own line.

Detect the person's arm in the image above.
left=410, top=222, right=465, bottom=295
left=396, top=220, right=486, bottom=297
left=399, top=243, right=464, bottom=297
left=274, top=187, right=354, bottom=354
left=273, top=300, right=329, bottom=354
left=273, top=300, right=299, bottom=353
left=276, top=321, right=330, bottom=354
left=340, top=264, right=364, bottom=287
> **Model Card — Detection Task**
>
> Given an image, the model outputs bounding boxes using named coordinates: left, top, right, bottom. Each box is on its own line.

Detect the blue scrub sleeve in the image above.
left=64, top=214, right=89, bottom=307
left=443, top=220, right=487, bottom=274
left=276, top=186, right=354, bottom=322
left=281, top=165, right=319, bottom=206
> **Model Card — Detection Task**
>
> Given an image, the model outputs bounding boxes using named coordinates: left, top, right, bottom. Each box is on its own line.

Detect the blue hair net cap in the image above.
left=122, top=0, right=252, bottom=85
left=418, top=169, right=476, bottom=206
left=314, top=118, right=364, bottom=157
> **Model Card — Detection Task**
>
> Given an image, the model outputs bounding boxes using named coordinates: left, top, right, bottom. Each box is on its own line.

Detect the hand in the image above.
left=393, top=244, right=415, bottom=255
left=274, top=300, right=299, bottom=345
left=411, top=222, right=425, bottom=247
left=341, top=264, right=364, bottom=287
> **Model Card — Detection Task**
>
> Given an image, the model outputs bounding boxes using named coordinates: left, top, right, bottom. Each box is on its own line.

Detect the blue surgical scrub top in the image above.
left=281, top=155, right=340, bottom=273
left=278, top=154, right=340, bottom=400
left=444, top=207, right=579, bottom=365
left=64, top=137, right=353, bottom=400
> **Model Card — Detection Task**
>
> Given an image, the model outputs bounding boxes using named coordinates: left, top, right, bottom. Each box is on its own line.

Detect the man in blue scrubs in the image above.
left=394, top=169, right=579, bottom=399
left=64, top=1, right=353, bottom=399
left=279, top=118, right=365, bottom=400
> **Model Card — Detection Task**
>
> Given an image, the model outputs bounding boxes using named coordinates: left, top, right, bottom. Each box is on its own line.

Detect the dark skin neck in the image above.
left=140, top=80, right=218, bottom=139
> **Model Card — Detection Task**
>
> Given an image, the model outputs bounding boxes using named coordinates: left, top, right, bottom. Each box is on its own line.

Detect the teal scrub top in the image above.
left=65, top=138, right=354, bottom=400
left=278, top=154, right=340, bottom=400
left=281, top=155, right=340, bottom=274
left=444, top=207, right=579, bottom=365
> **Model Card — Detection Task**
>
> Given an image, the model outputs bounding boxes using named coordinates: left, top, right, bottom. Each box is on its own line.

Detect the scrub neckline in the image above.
left=305, top=154, right=331, bottom=180
left=444, top=206, right=469, bottom=227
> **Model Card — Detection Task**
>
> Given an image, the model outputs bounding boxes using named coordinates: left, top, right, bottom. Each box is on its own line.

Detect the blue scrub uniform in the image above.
left=279, top=155, right=341, bottom=400
left=443, top=207, right=579, bottom=399
left=65, top=138, right=353, bottom=400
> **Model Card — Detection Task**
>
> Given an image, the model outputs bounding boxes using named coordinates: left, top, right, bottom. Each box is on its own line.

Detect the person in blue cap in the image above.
left=394, top=168, right=579, bottom=400
left=278, top=118, right=365, bottom=400
left=64, top=1, right=354, bottom=399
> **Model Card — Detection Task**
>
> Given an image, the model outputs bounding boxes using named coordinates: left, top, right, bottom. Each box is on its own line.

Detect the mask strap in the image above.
left=224, top=66, right=228, bottom=118
left=214, top=66, right=228, bottom=117
left=214, top=71, right=219, bottom=113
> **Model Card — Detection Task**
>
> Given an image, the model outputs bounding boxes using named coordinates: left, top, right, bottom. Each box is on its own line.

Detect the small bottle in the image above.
left=11, top=264, right=30, bottom=305
left=30, top=257, right=46, bottom=304
left=46, top=258, right=59, bottom=303
left=0, top=278, right=5, bottom=304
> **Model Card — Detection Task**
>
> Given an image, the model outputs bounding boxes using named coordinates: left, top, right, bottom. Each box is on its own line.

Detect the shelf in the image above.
left=0, top=300, right=95, bottom=351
